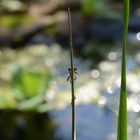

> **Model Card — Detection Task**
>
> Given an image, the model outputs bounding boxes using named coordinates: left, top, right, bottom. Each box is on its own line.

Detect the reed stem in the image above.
left=117, top=0, right=129, bottom=140
left=68, top=7, right=76, bottom=140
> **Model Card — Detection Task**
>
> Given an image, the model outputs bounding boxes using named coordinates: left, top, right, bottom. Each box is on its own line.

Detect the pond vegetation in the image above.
left=0, top=0, right=140, bottom=140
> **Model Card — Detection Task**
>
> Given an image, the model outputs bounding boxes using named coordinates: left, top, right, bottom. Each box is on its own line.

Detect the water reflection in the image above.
left=91, top=69, right=100, bottom=78
left=51, top=104, right=116, bottom=140
left=0, top=41, right=140, bottom=139
left=136, top=32, right=140, bottom=41
left=108, top=52, right=117, bottom=61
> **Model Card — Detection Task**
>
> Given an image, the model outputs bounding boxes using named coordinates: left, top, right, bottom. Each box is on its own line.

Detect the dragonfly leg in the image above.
left=67, top=75, right=70, bottom=81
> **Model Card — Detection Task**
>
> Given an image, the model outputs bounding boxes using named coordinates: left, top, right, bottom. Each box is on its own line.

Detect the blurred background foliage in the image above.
left=0, top=0, right=140, bottom=140
left=82, top=0, right=110, bottom=16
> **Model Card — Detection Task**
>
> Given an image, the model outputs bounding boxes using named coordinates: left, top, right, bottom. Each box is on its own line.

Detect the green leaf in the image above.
left=81, top=0, right=109, bottom=15
left=12, top=68, right=51, bottom=98
left=37, top=104, right=52, bottom=113
left=21, top=71, right=48, bottom=97
left=117, top=1, right=129, bottom=140
left=0, top=90, right=17, bottom=109
left=17, top=95, right=43, bottom=110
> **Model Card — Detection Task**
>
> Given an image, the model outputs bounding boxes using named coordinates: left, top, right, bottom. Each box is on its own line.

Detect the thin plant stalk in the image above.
left=117, top=0, right=129, bottom=140
left=68, top=8, right=76, bottom=140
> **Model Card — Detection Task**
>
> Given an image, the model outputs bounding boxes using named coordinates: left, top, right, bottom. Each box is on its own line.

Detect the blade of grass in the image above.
left=117, top=1, right=129, bottom=140
left=68, top=8, right=76, bottom=140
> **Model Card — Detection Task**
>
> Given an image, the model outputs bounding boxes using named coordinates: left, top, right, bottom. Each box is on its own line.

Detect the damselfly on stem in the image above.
left=67, top=68, right=78, bottom=82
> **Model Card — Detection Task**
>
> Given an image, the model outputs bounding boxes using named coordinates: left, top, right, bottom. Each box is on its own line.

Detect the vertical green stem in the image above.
left=68, top=8, right=76, bottom=140
left=117, top=0, right=129, bottom=140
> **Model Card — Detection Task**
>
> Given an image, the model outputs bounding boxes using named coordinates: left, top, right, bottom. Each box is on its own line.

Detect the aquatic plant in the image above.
left=68, top=8, right=76, bottom=140
left=81, top=0, right=109, bottom=16
left=117, top=0, right=129, bottom=140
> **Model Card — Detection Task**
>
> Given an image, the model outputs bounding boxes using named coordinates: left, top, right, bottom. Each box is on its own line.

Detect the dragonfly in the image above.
left=67, top=67, right=78, bottom=82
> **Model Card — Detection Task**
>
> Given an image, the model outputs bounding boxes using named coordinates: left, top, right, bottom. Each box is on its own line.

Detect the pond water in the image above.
left=0, top=36, right=140, bottom=140
left=0, top=0, right=140, bottom=139
left=50, top=104, right=116, bottom=140
left=46, top=38, right=140, bottom=140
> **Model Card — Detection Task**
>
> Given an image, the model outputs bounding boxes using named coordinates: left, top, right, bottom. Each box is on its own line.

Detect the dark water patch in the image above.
left=0, top=110, right=54, bottom=140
